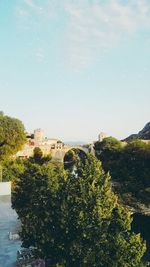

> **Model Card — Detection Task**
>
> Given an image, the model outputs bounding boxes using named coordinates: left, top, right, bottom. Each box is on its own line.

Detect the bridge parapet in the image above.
left=51, top=145, right=89, bottom=162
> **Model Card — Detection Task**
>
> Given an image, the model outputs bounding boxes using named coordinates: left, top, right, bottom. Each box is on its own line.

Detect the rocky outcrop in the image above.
left=138, top=122, right=150, bottom=140
left=124, top=199, right=150, bottom=216
left=124, top=122, right=150, bottom=141
left=124, top=134, right=138, bottom=142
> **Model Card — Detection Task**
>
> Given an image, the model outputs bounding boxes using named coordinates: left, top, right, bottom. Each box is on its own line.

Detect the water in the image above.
left=0, top=196, right=21, bottom=267
left=132, top=213, right=150, bottom=261
left=1, top=196, right=148, bottom=266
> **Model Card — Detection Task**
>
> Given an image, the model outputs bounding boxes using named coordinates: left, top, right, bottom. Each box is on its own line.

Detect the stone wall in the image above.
left=0, top=182, right=11, bottom=196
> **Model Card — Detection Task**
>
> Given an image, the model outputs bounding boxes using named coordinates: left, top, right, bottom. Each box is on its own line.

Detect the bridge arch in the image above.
left=63, top=147, right=88, bottom=170
left=50, top=145, right=89, bottom=163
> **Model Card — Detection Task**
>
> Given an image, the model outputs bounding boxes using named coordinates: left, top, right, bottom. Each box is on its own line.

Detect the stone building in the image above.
left=34, top=128, right=44, bottom=144
left=16, top=129, right=64, bottom=159
left=98, top=132, right=107, bottom=142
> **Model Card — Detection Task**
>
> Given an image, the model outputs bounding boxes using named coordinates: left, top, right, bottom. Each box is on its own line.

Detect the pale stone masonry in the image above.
left=16, top=128, right=64, bottom=159
left=0, top=182, right=11, bottom=196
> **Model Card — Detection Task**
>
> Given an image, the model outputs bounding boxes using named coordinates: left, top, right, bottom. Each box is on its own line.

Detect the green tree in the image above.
left=12, top=155, right=146, bottom=267
left=33, top=147, right=43, bottom=162
left=94, top=136, right=122, bottom=151
left=30, top=147, right=52, bottom=165
left=0, top=112, right=26, bottom=162
left=94, top=138, right=150, bottom=203
left=2, top=158, right=25, bottom=182
left=94, top=137, right=123, bottom=181
left=64, top=149, right=86, bottom=171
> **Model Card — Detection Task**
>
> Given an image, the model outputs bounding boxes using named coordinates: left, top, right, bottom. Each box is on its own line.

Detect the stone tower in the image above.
left=34, top=128, right=44, bottom=143
left=98, top=132, right=107, bottom=142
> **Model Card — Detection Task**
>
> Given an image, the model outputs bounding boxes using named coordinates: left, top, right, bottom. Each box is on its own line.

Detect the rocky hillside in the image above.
left=138, top=122, right=150, bottom=139
left=124, top=122, right=150, bottom=141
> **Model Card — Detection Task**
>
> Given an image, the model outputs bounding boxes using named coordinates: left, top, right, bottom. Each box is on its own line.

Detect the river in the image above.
left=132, top=213, right=150, bottom=261
left=0, top=196, right=149, bottom=266
left=0, top=196, right=21, bottom=267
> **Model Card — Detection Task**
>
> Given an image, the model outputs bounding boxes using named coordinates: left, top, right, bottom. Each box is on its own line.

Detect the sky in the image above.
left=0, top=0, right=150, bottom=143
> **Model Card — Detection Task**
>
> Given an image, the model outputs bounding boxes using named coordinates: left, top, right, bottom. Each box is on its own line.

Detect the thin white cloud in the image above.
left=15, top=0, right=150, bottom=70
left=23, top=0, right=60, bottom=19
left=64, top=0, right=150, bottom=69
left=35, top=48, right=45, bottom=62
left=24, top=0, right=46, bottom=16
left=15, top=6, right=29, bottom=19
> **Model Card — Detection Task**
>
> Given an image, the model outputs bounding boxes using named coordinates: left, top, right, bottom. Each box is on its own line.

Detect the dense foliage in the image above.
left=94, top=137, right=150, bottom=205
left=2, top=147, right=52, bottom=182
left=64, top=148, right=87, bottom=170
left=2, top=158, right=25, bottom=182
left=12, top=155, right=146, bottom=267
left=0, top=112, right=26, bottom=162
left=30, top=147, right=52, bottom=165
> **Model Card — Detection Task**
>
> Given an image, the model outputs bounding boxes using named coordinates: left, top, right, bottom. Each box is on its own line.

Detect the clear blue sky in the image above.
left=0, top=0, right=150, bottom=142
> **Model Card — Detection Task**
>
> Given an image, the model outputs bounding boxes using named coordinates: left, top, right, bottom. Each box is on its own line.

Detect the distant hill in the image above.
left=124, top=122, right=150, bottom=141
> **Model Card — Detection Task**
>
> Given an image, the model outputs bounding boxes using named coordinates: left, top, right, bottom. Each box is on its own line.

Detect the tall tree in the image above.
left=0, top=112, right=26, bottom=161
left=12, top=155, right=146, bottom=267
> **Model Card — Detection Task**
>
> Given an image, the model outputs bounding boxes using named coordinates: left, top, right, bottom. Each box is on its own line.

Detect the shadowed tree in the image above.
left=12, top=155, right=146, bottom=267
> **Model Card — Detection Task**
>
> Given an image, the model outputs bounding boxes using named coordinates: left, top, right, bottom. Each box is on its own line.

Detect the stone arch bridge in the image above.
left=51, top=145, right=90, bottom=162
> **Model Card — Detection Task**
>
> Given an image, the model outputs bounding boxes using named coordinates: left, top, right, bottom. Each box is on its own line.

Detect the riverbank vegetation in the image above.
left=0, top=112, right=26, bottom=163
left=0, top=112, right=149, bottom=265
left=94, top=137, right=150, bottom=262
left=94, top=137, right=150, bottom=206
left=12, top=154, right=146, bottom=266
